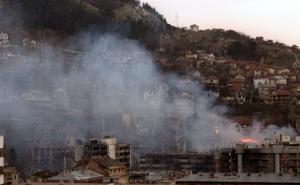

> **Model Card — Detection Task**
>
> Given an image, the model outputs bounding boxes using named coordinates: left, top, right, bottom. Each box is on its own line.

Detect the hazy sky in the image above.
left=142, top=0, right=300, bottom=46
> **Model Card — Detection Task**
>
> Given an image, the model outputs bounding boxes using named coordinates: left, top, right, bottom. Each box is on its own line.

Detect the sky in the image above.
left=142, top=0, right=300, bottom=46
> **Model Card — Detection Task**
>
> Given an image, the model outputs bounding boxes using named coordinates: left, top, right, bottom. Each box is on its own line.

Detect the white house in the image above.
left=253, top=78, right=270, bottom=89
left=190, top=24, right=199, bottom=32
left=273, top=75, right=287, bottom=85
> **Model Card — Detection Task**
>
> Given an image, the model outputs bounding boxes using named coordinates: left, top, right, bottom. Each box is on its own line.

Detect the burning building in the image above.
left=216, top=135, right=300, bottom=174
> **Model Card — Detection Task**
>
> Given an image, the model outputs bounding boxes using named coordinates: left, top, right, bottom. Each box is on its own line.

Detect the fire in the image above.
left=240, top=137, right=260, bottom=144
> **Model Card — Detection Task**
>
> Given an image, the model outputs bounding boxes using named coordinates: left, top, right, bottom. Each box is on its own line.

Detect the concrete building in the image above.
left=84, top=136, right=131, bottom=168
left=27, top=144, right=73, bottom=173
left=139, top=153, right=214, bottom=173
left=217, top=135, right=300, bottom=175
left=176, top=173, right=300, bottom=185
left=0, top=136, right=4, bottom=185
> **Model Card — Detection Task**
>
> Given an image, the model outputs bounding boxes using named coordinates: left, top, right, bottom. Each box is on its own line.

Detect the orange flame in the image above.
left=240, top=137, right=260, bottom=144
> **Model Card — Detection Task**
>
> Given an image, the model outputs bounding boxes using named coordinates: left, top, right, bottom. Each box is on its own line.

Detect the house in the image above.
left=228, top=79, right=244, bottom=92
left=202, top=76, right=219, bottom=88
left=253, top=78, right=270, bottom=89
left=235, top=91, right=246, bottom=104
left=264, top=89, right=291, bottom=105
left=291, top=84, right=300, bottom=93
left=265, top=66, right=276, bottom=75
left=0, top=32, right=9, bottom=46
left=255, top=37, right=264, bottom=42
left=73, top=156, right=128, bottom=184
left=277, top=67, right=290, bottom=75
left=273, top=75, right=287, bottom=85
left=293, top=61, right=300, bottom=68
left=190, top=24, right=199, bottom=32
left=234, top=74, right=245, bottom=81
left=257, top=84, right=276, bottom=99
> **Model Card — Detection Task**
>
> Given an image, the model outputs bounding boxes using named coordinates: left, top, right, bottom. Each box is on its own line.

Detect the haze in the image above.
left=142, top=0, right=300, bottom=46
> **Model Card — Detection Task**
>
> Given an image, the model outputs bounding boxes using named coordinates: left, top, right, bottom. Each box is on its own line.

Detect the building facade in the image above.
left=84, top=136, right=131, bottom=168
left=139, top=153, right=214, bottom=173
left=0, top=136, right=4, bottom=185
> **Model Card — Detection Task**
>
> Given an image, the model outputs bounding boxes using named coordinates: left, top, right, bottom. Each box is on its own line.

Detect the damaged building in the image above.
left=139, top=153, right=214, bottom=173
left=84, top=136, right=131, bottom=168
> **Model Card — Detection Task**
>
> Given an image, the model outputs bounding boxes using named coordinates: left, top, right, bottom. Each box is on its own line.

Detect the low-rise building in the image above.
left=253, top=78, right=270, bottom=89
left=264, top=89, right=291, bottom=104
left=73, top=156, right=128, bottom=183
left=190, top=24, right=199, bottom=32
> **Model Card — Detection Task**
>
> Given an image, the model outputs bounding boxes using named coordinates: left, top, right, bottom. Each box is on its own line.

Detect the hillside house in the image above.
left=253, top=78, right=270, bottom=89
left=234, top=74, right=245, bottom=81
left=264, top=89, right=291, bottom=104
left=202, top=76, right=219, bottom=88
left=190, top=24, right=199, bottom=32
left=277, top=68, right=291, bottom=75
left=273, top=75, right=287, bottom=85
left=257, top=84, right=276, bottom=99
left=235, top=91, right=246, bottom=104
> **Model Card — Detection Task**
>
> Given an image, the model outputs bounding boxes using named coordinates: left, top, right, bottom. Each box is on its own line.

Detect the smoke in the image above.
left=0, top=1, right=297, bottom=173
left=0, top=33, right=296, bottom=156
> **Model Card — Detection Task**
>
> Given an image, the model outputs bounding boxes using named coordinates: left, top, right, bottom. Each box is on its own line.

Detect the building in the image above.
left=139, top=153, right=214, bottom=173
left=274, top=75, right=287, bottom=85
left=0, top=136, right=4, bottom=185
left=27, top=144, right=73, bottom=173
left=3, top=167, right=19, bottom=185
left=84, top=136, right=131, bottom=168
left=72, top=156, right=128, bottom=183
left=217, top=136, right=300, bottom=175
left=253, top=78, right=270, bottom=89
left=176, top=173, right=300, bottom=185
left=264, top=90, right=291, bottom=105
left=190, top=24, right=199, bottom=32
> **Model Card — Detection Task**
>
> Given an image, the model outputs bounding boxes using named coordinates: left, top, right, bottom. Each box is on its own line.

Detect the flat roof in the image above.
left=176, top=173, right=300, bottom=184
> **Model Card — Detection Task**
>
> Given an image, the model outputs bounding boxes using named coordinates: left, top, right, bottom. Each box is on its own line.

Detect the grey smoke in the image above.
left=0, top=33, right=296, bottom=157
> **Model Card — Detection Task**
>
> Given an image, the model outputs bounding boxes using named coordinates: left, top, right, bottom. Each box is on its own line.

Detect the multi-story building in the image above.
left=27, top=144, right=73, bottom=173
left=139, top=153, right=214, bottom=173
left=217, top=135, right=300, bottom=174
left=0, top=136, right=4, bottom=185
left=84, top=136, right=131, bottom=168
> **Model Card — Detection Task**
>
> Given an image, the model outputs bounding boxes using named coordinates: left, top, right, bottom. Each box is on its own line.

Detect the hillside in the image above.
left=1, top=0, right=300, bottom=65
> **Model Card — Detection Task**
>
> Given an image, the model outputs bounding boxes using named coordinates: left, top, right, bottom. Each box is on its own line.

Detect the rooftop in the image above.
left=176, top=173, right=300, bottom=184
left=48, top=170, right=103, bottom=181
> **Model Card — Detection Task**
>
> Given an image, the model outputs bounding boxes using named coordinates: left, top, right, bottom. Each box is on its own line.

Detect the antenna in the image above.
left=176, top=13, right=179, bottom=27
